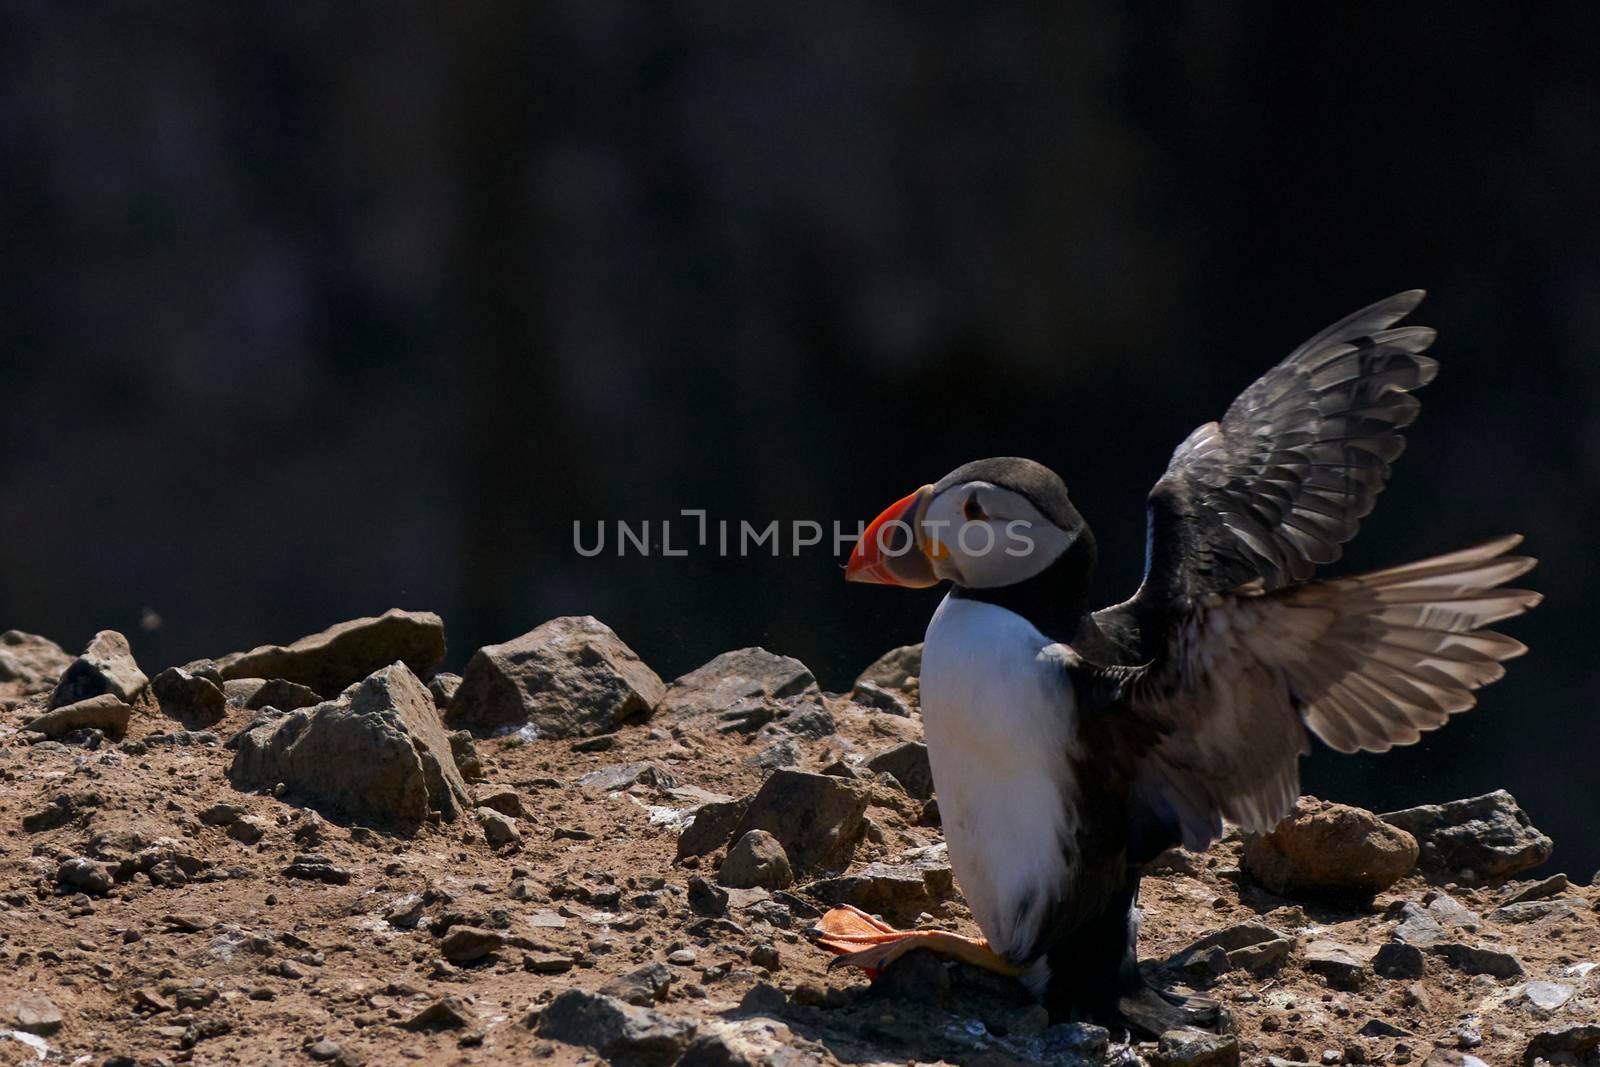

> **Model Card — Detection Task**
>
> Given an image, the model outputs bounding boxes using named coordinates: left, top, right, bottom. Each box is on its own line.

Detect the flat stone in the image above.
left=283, top=854, right=352, bottom=885
left=9, top=994, right=64, bottom=1036
left=865, top=741, right=933, bottom=800
left=1373, top=941, right=1427, bottom=979
left=403, top=995, right=476, bottom=1031
left=228, top=663, right=469, bottom=831
left=601, top=962, right=673, bottom=1006
left=720, top=830, right=794, bottom=890
left=1152, top=1026, right=1240, bottom=1066
left=1524, top=1024, right=1600, bottom=1066
left=474, top=785, right=523, bottom=817
left=1382, top=790, right=1552, bottom=883
left=58, top=856, right=115, bottom=894
left=687, top=875, right=730, bottom=918
left=1503, top=873, right=1569, bottom=905
left=439, top=926, right=504, bottom=964
left=1243, top=796, right=1417, bottom=899
left=1303, top=941, right=1372, bottom=990
left=677, top=798, right=751, bottom=859
left=1492, top=899, right=1582, bottom=924
left=226, top=815, right=268, bottom=845
left=524, top=952, right=573, bottom=974
left=1431, top=941, right=1523, bottom=977
left=535, top=989, right=694, bottom=1066
left=806, top=858, right=955, bottom=919
left=579, top=762, right=678, bottom=793
left=25, top=693, right=133, bottom=740
left=1522, top=981, right=1574, bottom=1012
left=50, top=630, right=148, bottom=707
left=217, top=609, right=446, bottom=695
left=199, top=802, right=248, bottom=826
left=729, top=769, right=869, bottom=872
left=0, top=631, right=73, bottom=706
left=848, top=680, right=911, bottom=717
left=1392, top=903, right=1448, bottom=947
left=244, top=678, right=324, bottom=711
left=657, top=647, right=827, bottom=738
left=476, top=807, right=521, bottom=849
left=151, top=666, right=227, bottom=728
left=446, top=616, right=663, bottom=737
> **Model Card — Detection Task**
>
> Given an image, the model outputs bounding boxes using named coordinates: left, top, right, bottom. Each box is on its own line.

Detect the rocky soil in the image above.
left=1, top=615, right=1596, bottom=1067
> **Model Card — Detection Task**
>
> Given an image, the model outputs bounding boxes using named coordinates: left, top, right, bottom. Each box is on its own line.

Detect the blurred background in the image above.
left=2, top=5, right=1595, bottom=871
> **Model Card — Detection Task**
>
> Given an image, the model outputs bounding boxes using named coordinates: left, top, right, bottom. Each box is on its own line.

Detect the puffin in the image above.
left=820, top=291, right=1539, bottom=1034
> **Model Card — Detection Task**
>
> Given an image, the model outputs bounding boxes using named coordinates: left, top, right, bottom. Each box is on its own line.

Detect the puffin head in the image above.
left=846, top=457, right=1088, bottom=590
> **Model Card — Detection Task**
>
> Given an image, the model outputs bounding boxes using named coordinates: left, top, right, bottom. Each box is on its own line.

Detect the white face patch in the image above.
left=921, top=481, right=1074, bottom=588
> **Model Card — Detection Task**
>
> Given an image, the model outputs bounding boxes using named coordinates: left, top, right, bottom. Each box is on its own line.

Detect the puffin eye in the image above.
left=963, top=494, right=987, bottom=522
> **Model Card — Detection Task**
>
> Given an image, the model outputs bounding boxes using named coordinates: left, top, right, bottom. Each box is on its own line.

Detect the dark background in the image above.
left=3, top=5, right=1596, bottom=873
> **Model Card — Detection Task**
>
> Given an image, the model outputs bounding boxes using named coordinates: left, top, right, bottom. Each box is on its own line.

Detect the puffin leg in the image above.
left=813, top=904, right=1026, bottom=977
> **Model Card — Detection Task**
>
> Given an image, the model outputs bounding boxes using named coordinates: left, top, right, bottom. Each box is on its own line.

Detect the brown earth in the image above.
left=1, top=632, right=1596, bottom=1067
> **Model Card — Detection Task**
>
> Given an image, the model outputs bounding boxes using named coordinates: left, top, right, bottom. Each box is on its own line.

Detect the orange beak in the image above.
left=845, top=485, right=939, bottom=588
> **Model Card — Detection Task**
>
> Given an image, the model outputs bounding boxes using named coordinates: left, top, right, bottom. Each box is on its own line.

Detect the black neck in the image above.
left=951, top=527, right=1099, bottom=644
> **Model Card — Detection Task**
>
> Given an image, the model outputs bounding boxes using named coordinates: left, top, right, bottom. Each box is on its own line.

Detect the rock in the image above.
left=578, top=762, right=678, bottom=793
left=720, top=830, right=794, bottom=890
left=730, top=769, right=869, bottom=871
left=1177, top=922, right=1295, bottom=976
left=427, top=672, right=461, bottom=709
left=687, top=875, right=730, bottom=917
left=601, top=963, right=673, bottom=1006
left=1303, top=941, right=1372, bottom=990
left=403, top=995, right=476, bottom=1031
left=1422, top=1053, right=1489, bottom=1067
left=1504, top=873, right=1569, bottom=905
left=869, top=948, right=950, bottom=1005
left=535, top=988, right=694, bottom=1066
left=445, top=616, right=663, bottom=737
left=448, top=730, right=484, bottom=780
left=1373, top=941, right=1427, bottom=979
left=865, top=741, right=933, bottom=800
left=439, top=926, right=504, bottom=964
left=1523, top=981, right=1574, bottom=1013
left=1431, top=941, right=1524, bottom=978
left=656, top=647, right=826, bottom=737
left=476, top=807, right=521, bottom=849
left=9, top=994, right=64, bottom=1037
left=1381, top=790, right=1552, bottom=883
left=848, top=680, right=911, bottom=717
left=244, top=678, right=324, bottom=711
left=1243, top=796, right=1417, bottom=899
left=474, top=785, right=523, bottom=817
left=199, top=802, right=248, bottom=826
left=24, top=693, right=133, bottom=740
left=0, top=631, right=73, bottom=706
left=282, top=854, right=352, bottom=885
left=806, top=856, right=955, bottom=919
left=1392, top=902, right=1448, bottom=947
left=523, top=952, right=573, bottom=974
left=226, top=815, right=268, bottom=845
left=855, top=643, right=921, bottom=692
left=150, top=666, right=226, bottom=728
left=1493, top=899, right=1582, bottom=924
left=1524, top=1024, right=1600, bottom=1066
left=228, top=663, right=470, bottom=830
left=217, top=609, right=446, bottom=694
left=677, top=798, right=751, bottom=859
left=1152, top=1026, right=1240, bottom=1066
left=676, top=1034, right=757, bottom=1067
left=50, top=630, right=148, bottom=707
left=58, top=856, right=115, bottom=894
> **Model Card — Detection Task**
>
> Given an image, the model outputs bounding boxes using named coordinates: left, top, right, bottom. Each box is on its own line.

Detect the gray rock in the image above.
left=217, top=609, right=445, bottom=695
left=226, top=815, right=268, bottom=845
left=473, top=784, right=523, bottom=817
left=806, top=855, right=955, bottom=919
left=1392, top=903, right=1448, bottom=947
left=1303, top=940, right=1371, bottom=990
left=8, top=994, right=64, bottom=1037
left=1431, top=941, right=1524, bottom=978
left=751, top=736, right=800, bottom=769
left=446, top=616, right=663, bottom=737
left=1492, top=899, right=1582, bottom=924
left=282, top=854, right=352, bottom=885
left=848, top=680, right=911, bottom=717
left=1523, top=981, right=1574, bottom=1013
left=228, top=663, right=469, bottom=831
left=720, top=830, right=794, bottom=890
left=1152, top=1026, right=1240, bottom=1066
left=447, top=730, right=484, bottom=780
left=536, top=988, right=694, bottom=1066
left=58, top=856, right=115, bottom=894
left=677, top=798, right=751, bottom=859
left=1504, top=873, right=1569, bottom=905
left=1177, top=921, right=1295, bottom=976
left=1243, top=796, right=1417, bottom=899
left=0, top=631, right=73, bottom=707
left=855, top=643, right=922, bottom=692
left=439, top=925, right=504, bottom=964
left=151, top=666, right=226, bottom=728
left=1381, top=790, right=1552, bottom=883
left=579, top=762, right=678, bottom=793
left=244, top=678, right=324, bottom=711
left=50, top=630, right=148, bottom=707
left=865, top=741, right=933, bottom=800
left=1373, top=941, right=1427, bottom=979
left=427, top=671, right=461, bottom=709
left=403, top=995, right=476, bottom=1031
left=601, top=962, right=673, bottom=1006
left=730, top=769, right=869, bottom=872
left=657, top=647, right=826, bottom=737
left=687, top=875, right=729, bottom=917
left=199, top=802, right=248, bottom=826
left=476, top=807, right=521, bottom=849
left=25, top=693, right=133, bottom=739
left=1523, top=1024, right=1600, bottom=1066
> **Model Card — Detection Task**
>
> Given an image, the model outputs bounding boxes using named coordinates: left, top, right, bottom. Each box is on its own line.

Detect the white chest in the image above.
left=919, top=595, right=1081, bottom=962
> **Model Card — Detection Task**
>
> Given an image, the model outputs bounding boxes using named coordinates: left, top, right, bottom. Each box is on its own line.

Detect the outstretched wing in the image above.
left=1108, top=537, right=1539, bottom=852
left=1131, top=290, right=1437, bottom=609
